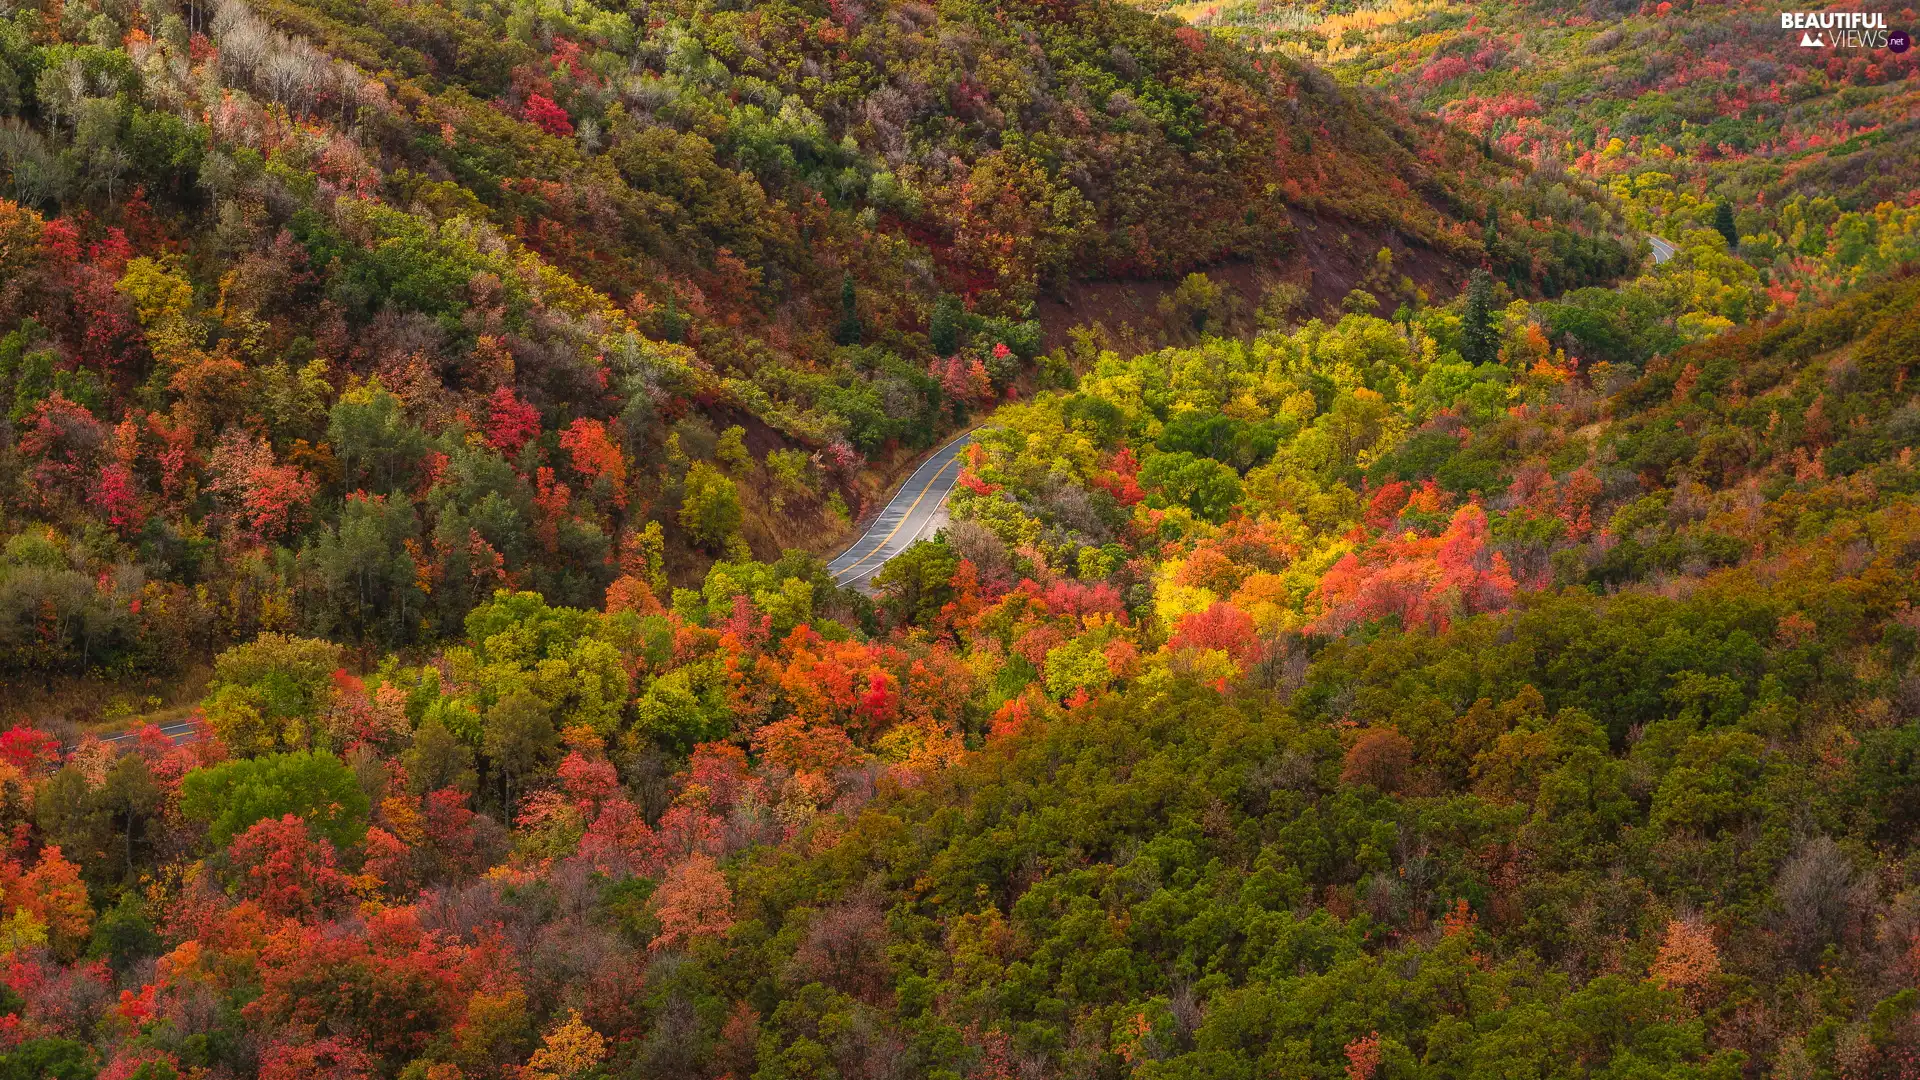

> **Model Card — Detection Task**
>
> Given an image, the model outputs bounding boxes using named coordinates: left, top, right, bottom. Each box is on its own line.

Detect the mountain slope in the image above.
left=0, top=0, right=1636, bottom=679
left=0, top=253, right=1905, bottom=1080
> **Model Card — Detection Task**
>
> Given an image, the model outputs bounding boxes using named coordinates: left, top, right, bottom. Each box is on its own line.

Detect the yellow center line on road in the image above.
left=833, top=455, right=961, bottom=583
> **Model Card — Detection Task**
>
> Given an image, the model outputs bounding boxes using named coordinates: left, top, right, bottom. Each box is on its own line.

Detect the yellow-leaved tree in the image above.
left=523, top=1009, right=608, bottom=1080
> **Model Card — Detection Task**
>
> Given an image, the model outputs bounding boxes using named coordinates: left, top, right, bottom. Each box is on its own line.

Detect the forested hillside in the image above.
left=0, top=0, right=1639, bottom=691
left=5, top=0, right=1920, bottom=1075
left=0, top=259, right=1916, bottom=1076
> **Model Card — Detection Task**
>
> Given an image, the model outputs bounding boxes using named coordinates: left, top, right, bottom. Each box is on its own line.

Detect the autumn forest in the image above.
left=0, top=0, right=1914, bottom=1075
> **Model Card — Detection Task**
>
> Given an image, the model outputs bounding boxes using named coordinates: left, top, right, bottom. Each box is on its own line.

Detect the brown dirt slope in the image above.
left=1036, top=209, right=1471, bottom=350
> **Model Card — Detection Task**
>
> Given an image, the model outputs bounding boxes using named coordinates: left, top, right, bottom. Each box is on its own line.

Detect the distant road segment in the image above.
left=67, top=718, right=203, bottom=753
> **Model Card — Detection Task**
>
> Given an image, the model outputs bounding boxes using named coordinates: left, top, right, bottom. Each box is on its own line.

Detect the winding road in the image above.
left=829, top=430, right=975, bottom=590
left=69, top=435, right=977, bottom=750
left=63, top=237, right=1693, bottom=748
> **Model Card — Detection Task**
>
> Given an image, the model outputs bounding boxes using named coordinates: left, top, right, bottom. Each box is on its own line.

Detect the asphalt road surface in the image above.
left=1647, top=234, right=1677, bottom=264
left=829, top=430, right=975, bottom=590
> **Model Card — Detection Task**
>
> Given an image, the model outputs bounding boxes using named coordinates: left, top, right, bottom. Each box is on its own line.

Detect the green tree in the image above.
left=835, top=274, right=862, bottom=346
left=180, top=749, right=370, bottom=849
left=404, top=713, right=478, bottom=796
left=659, top=295, right=689, bottom=343
left=456, top=590, right=630, bottom=732
left=298, top=493, right=426, bottom=646
left=766, top=449, right=817, bottom=509
left=1460, top=269, right=1500, bottom=366
left=94, top=754, right=163, bottom=884
left=632, top=665, right=731, bottom=754
left=716, top=425, right=752, bottom=473
left=34, top=766, right=116, bottom=887
left=871, top=539, right=958, bottom=626
left=1139, top=451, right=1243, bottom=523
left=0, top=1038, right=96, bottom=1080
left=1043, top=637, right=1111, bottom=700
left=680, top=462, right=744, bottom=552
left=1712, top=200, right=1738, bottom=249
left=1257, top=281, right=1309, bottom=332
left=87, top=893, right=160, bottom=975
left=929, top=294, right=962, bottom=356
left=200, top=632, right=344, bottom=755
left=632, top=520, right=668, bottom=594
left=1159, top=272, right=1227, bottom=336
left=483, top=690, right=558, bottom=815
left=326, top=380, right=429, bottom=495
left=330, top=205, right=495, bottom=320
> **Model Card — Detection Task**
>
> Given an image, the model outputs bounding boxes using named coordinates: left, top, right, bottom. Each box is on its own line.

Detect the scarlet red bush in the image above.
left=522, top=93, right=574, bottom=137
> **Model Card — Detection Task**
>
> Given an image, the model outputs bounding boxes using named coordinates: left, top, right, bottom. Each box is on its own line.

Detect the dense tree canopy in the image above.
left=1, top=0, right=1918, bottom=1073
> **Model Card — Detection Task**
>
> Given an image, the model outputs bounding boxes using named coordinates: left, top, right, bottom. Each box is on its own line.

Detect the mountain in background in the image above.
left=1138, top=0, right=1920, bottom=310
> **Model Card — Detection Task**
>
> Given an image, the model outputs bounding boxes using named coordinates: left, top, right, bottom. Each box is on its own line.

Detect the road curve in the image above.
left=1647, top=234, right=1677, bottom=265
left=65, top=436, right=981, bottom=753
left=829, top=430, right=975, bottom=590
